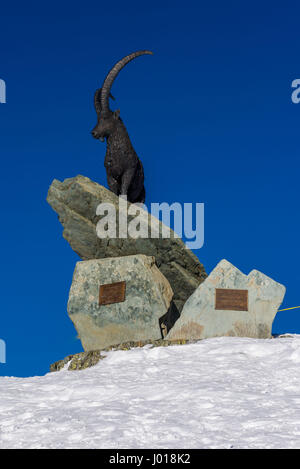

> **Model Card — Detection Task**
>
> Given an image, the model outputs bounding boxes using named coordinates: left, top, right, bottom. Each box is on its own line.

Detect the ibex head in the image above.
left=91, top=50, right=153, bottom=142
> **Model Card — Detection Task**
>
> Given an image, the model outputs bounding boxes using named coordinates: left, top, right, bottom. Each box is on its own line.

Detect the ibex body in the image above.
left=91, top=51, right=153, bottom=203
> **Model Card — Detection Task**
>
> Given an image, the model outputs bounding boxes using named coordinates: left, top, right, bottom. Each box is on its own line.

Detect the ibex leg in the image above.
left=107, top=171, right=121, bottom=196
left=121, top=168, right=135, bottom=196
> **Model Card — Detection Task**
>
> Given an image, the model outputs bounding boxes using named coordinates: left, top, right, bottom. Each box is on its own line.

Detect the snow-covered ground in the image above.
left=1, top=335, right=300, bottom=449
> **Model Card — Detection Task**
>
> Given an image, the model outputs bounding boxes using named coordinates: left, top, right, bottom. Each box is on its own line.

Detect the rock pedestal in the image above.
left=67, top=254, right=174, bottom=351
left=166, top=259, right=286, bottom=341
left=48, top=176, right=286, bottom=350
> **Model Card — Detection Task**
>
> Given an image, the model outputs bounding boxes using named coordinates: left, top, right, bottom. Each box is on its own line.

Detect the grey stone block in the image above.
left=67, top=254, right=174, bottom=351
left=166, top=259, right=286, bottom=340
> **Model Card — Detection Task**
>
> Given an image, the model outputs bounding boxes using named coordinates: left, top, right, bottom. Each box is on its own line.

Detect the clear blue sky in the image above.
left=0, top=1, right=299, bottom=377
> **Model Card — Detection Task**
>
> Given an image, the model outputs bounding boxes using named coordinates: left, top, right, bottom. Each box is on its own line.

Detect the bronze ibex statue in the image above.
left=91, top=50, right=153, bottom=204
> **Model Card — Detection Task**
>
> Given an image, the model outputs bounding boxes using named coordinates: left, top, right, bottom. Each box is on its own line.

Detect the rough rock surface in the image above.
left=50, top=338, right=199, bottom=372
left=47, top=175, right=207, bottom=313
left=167, top=259, right=286, bottom=341
left=68, top=255, right=174, bottom=351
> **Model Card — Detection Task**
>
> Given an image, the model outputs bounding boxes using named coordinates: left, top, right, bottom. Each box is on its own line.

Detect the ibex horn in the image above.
left=94, top=88, right=115, bottom=116
left=100, top=50, right=153, bottom=116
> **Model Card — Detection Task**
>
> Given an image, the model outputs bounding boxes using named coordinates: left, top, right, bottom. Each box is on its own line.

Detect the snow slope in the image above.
left=1, top=335, right=300, bottom=449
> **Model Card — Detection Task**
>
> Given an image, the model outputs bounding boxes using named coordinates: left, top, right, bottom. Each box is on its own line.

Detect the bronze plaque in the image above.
left=99, top=281, right=126, bottom=306
left=215, top=288, right=248, bottom=311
